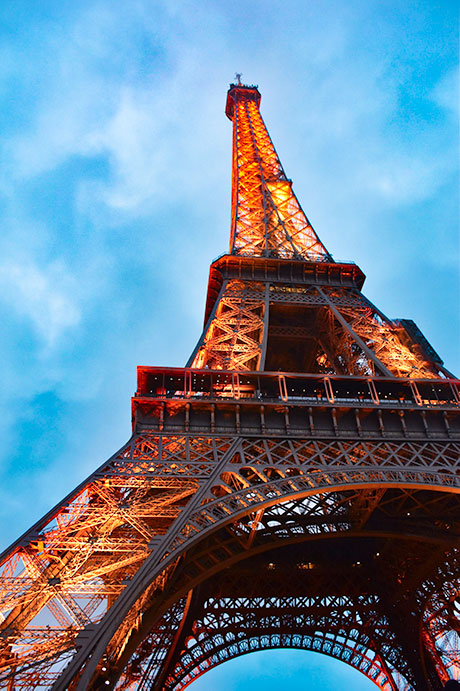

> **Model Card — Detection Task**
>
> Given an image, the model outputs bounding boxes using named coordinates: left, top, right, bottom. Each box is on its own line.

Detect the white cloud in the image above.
left=82, top=86, right=183, bottom=212
left=0, top=261, right=81, bottom=347
left=357, top=151, right=447, bottom=205
left=0, top=0, right=457, bottom=554
left=431, top=65, right=459, bottom=118
left=2, top=3, right=231, bottom=221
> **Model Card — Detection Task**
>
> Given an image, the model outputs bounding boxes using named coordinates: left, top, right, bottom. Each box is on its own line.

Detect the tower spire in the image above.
left=226, top=81, right=332, bottom=261
left=0, top=80, right=457, bottom=691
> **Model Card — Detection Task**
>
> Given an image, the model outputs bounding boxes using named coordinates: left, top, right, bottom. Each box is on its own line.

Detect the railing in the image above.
left=136, top=367, right=460, bottom=409
left=211, top=251, right=357, bottom=266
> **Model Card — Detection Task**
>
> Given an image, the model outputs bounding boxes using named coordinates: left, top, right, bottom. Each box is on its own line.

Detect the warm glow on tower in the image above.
left=226, top=83, right=331, bottom=261
left=0, top=81, right=458, bottom=691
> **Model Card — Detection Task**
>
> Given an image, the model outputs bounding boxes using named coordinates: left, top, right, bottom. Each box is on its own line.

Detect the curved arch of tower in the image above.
left=0, top=82, right=459, bottom=691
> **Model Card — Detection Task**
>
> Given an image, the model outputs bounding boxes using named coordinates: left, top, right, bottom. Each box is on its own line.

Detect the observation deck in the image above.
left=204, top=255, right=365, bottom=324
left=133, top=367, right=460, bottom=441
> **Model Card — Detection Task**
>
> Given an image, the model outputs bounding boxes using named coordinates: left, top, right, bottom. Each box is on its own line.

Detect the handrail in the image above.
left=324, top=377, right=335, bottom=404
left=184, top=370, right=192, bottom=398
left=278, top=374, right=288, bottom=402
left=410, top=381, right=422, bottom=406
left=232, top=372, right=241, bottom=400
left=450, top=381, right=460, bottom=403
left=367, top=378, right=380, bottom=405
left=136, top=366, right=460, bottom=409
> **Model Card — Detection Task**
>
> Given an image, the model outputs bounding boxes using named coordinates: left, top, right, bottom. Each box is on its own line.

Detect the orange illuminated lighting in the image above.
left=227, top=88, right=330, bottom=261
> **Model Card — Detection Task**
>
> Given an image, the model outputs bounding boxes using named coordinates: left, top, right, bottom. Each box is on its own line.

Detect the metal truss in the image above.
left=90, top=463, right=460, bottom=691
left=226, top=83, right=331, bottom=261
left=415, top=550, right=460, bottom=685
left=0, top=81, right=458, bottom=690
left=1, top=423, right=459, bottom=689
left=320, top=288, right=441, bottom=379
left=190, top=281, right=267, bottom=371
left=189, top=275, right=448, bottom=379
left=107, top=480, right=460, bottom=691
left=161, top=592, right=412, bottom=691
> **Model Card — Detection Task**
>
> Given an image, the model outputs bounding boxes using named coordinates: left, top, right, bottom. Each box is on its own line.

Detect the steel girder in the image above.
left=1, top=81, right=458, bottom=691
left=1, top=426, right=459, bottom=689
left=105, top=478, right=460, bottom=691
left=189, top=280, right=446, bottom=378
left=226, top=85, right=331, bottom=261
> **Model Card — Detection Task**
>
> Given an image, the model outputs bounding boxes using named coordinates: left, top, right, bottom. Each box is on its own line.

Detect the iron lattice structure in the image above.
left=0, top=82, right=459, bottom=691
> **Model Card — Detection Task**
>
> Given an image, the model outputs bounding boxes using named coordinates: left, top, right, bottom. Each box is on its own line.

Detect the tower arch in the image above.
left=0, top=81, right=458, bottom=691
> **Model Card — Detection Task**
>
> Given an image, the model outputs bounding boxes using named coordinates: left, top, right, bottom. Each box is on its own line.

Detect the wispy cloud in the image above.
left=430, top=65, right=459, bottom=118
left=0, top=261, right=80, bottom=347
left=0, top=0, right=457, bottom=554
left=2, top=3, right=230, bottom=220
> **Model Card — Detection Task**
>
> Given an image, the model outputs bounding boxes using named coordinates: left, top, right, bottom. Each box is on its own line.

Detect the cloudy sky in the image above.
left=0, top=0, right=458, bottom=687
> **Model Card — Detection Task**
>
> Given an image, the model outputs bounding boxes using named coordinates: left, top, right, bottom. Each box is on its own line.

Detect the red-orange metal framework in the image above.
left=0, top=81, right=458, bottom=691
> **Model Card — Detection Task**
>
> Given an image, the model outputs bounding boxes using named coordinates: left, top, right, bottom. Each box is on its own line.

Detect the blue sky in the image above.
left=188, top=649, right=377, bottom=689
left=0, top=1, right=458, bottom=687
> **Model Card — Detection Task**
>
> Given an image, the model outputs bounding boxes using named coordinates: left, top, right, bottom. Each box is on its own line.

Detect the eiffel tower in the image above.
left=1, top=81, right=459, bottom=691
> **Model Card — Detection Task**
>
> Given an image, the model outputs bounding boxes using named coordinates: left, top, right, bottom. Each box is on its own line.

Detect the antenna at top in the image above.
left=235, top=72, right=243, bottom=85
